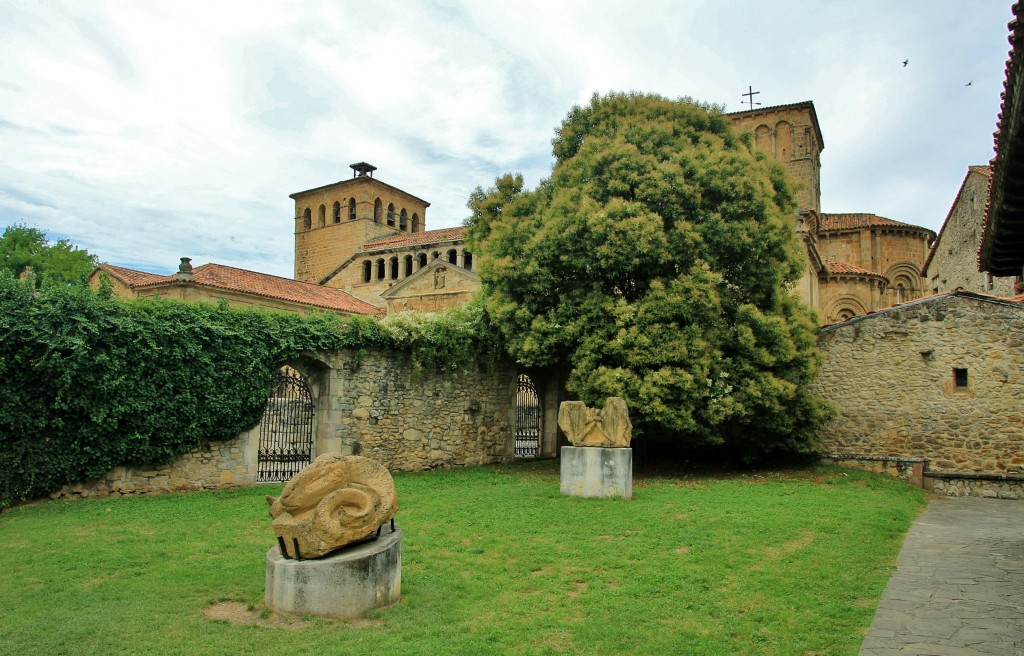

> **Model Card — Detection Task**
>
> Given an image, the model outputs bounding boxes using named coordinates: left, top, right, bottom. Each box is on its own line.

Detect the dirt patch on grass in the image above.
left=203, top=602, right=313, bottom=630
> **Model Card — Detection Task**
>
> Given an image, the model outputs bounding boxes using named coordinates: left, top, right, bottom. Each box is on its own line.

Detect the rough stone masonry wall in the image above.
left=812, top=294, right=1024, bottom=496
left=926, top=169, right=1018, bottom=298
left=322, top=349, right=517, bottom=471
left=50, top=430, right=257, bottom=500
left=51, top=348, right=518, bottom=501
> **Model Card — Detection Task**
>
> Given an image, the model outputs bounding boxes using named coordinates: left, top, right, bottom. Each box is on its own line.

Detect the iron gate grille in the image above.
left=258, top=371, right=314, bottom=482
left=515, top=374, right=541, bottom=457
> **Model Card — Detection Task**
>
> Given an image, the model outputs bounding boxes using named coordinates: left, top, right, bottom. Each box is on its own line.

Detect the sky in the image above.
left=0, top=1, right=1015, bottom=278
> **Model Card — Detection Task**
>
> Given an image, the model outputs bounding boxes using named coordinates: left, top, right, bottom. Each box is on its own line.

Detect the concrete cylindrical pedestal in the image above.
left=265, top=525, right=402, bottom=618
left=560, top=446, right=633, bottom=499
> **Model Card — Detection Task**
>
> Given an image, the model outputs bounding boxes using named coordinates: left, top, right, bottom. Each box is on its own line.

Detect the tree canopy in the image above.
left=466, top=92, right=831, bottom=456
left=0, top=223, right=98, bottom=288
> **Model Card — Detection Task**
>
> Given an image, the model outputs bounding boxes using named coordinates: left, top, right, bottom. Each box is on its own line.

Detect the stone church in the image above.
left=290, top=102, right=936, bottom=325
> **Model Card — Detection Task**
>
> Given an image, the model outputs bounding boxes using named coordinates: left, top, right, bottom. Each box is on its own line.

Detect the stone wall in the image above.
left=323, top=349, right=518, bottom=470
left=925, top=166, right=1019, bottom=297
left=924, top=473, right=1024, bottom=499
left=51, top=429, right=258, bottom=500
left=812, top=292, right=1024, bottom=494
left=51, top=348, right=520, bottom=500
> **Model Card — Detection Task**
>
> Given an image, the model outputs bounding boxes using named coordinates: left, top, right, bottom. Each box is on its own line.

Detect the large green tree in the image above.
left=0, top=223, right=98, bottom=287
left=466, top=92, right=830, bottom=456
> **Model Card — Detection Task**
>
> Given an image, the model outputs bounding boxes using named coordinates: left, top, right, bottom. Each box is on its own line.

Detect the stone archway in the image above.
left=257, top=368, right=315, bottom=482
left=515, top=373, right=542, bottom=457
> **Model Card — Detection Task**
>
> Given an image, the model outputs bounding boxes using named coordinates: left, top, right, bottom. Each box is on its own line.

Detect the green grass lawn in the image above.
left=0, top=461, right=925, bottom=656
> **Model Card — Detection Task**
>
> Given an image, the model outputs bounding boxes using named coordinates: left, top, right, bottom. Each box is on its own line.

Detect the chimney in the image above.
left=176, top=257, right=194, bottom=281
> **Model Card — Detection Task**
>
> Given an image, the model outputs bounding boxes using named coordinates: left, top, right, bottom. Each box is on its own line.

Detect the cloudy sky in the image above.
left=0, top=1, right=1014, bottom=278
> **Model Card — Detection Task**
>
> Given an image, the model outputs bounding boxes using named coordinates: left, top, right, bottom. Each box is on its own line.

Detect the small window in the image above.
left=463, top=252, right=473, bottom=270
left=387, top=204, right=395, bottom=227
left=418, top=252, right=427, bottom=268
left=389, top=257, right=399, bottom=280
left=362, top=260, right=372, bottom=283
left=404, top=255, right=413, bottom=277
left=333, top=202, right=341, bottom=224
left=318, top=205, right=326, bottom=228
left=349, top=198, right=357, bottom=220
left=302, top=208, right=311, bottom=230
left=953, top=368, right=968, bottom=388
left=376, top=259, right=385, bottom=280
left=447, top=249, right=458, bottom=265
left=374, top=198, right=382, bottom=223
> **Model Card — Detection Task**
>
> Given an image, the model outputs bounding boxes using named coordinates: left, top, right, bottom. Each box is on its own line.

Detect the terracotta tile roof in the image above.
left=979, top=2, right=1024, bottom=276
left=818, top=213, right=934, bottom=235
left=96, top=263, right=167, bottom=287
left=825, top=260, right=889, bottom=281
left=103, top=262, right=381, bottom=316
left=363, top=226, right=465, bottom=252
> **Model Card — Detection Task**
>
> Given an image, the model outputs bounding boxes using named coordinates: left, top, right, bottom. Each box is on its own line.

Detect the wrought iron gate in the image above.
left=258, top=370, right=315, bottom=482
left=515, top=374, right=541, bottom=457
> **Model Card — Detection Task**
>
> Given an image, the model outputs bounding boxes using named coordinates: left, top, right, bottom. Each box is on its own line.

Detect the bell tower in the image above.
left=290, top=163, right=431, bottom=284
left=728, top=101, right=824, bottom=214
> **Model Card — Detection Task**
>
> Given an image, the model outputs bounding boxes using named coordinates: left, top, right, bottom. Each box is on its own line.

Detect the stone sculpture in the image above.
left=267, top=453, right=398, bottom=560
left=558, top=397, right=632, bottom=448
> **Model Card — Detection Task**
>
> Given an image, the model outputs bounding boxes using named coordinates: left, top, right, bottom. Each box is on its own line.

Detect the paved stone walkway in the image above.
left=860, top=497, right=1024, bottom=655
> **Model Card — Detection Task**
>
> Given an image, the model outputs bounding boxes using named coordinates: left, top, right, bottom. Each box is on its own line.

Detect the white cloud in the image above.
left=0, top=0, right=1015, bottom=277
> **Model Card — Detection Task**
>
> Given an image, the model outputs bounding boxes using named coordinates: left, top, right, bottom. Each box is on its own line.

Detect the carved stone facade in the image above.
left=924, top=166, right=1021, bottom=297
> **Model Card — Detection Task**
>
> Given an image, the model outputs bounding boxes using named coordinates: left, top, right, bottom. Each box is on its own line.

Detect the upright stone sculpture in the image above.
left=558, top=398, right=634, bottom=499
left=265, top=454, right=402, bottom=618
left=558, top=397, right=633, bottom=447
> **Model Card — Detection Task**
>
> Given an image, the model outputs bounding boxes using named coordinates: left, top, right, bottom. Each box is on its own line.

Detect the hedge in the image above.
left=0, top=273, right=498, bottom=508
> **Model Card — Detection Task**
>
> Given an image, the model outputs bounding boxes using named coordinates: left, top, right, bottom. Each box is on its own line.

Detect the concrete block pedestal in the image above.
left=265, top=525, right=402, bottom=618
left=560, top=446, right=633, bottom=499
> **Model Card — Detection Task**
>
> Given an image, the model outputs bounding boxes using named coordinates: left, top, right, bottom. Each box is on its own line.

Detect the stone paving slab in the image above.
left=860, top=498, right=1024, bottom=655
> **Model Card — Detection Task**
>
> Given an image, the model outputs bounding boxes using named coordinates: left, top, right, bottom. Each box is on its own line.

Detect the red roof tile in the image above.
left=979, top=2, right=1024, bottom=275
left=97, top=263, right=167, bottom=287
left=825, top=260, right=889, bottom=280
left=363, top=226, right=465, bottom=252
left=818, top=213, right=933, bottom=235
left=102, top=262, right=381, bottom=316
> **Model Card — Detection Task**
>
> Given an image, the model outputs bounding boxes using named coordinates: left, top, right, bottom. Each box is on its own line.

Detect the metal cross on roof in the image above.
left=741, top=86, right=761, bottom=111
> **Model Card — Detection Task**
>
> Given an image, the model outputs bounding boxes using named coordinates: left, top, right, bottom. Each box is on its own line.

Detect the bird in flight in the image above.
left=902, top=59, right=909, bottom=67
left=965, top=81, right=972, bottom=86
